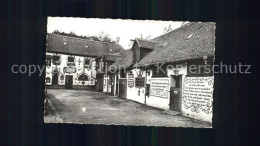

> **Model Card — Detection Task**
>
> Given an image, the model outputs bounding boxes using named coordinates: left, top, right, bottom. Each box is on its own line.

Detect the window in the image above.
left=135, top=77, right=145, bottom=87
left=67, top=56, right=75, bottom=66
left=120, top=70, right=126, bottom=78
left=52, top=55, right=61, bottom=65
left=84, top=58, right=90, bottom=65
left=46, top=58, right=51, bottom=66
left=45, top=77, right=51, bottom=83
left=84, top=58, right=91, bottom=68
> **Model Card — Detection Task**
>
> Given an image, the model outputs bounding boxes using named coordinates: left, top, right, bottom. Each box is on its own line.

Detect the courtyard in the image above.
left=44, top=89, right=212, bottom=128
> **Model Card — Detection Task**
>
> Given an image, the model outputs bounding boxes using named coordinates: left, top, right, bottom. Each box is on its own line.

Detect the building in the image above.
left=110, top=49, right=132, bottom=97
left=45, top=33, right=124, bottom=90
left=95, top=54, right=121, bottom=93
left=111, top=22, right=215, bottom=123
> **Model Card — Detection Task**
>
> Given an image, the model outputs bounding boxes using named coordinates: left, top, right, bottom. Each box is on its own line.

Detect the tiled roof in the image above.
left=104, top=55, right=121, bottom=62
left=136, top=39, right=156, bottom=49
left=46, top=34, right=124, bottom=57
left=111, top=49, right=133, bottom=70
left=135, top=22, right=216, bottom=67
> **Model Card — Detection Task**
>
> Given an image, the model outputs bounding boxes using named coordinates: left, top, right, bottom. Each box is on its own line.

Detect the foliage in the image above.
left=52, top=30, right=115, bottom=44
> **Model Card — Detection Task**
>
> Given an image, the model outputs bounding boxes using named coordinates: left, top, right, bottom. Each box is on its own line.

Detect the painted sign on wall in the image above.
left=182, top=77, right=214, bottom=114
left=128, top=72, right=134, bottom=88
left=63, top=67, right=76, bottom=73
left=150, top=79, right=169, bottom=98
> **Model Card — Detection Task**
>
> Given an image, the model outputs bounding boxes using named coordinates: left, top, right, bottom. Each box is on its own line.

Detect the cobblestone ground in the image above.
left=44, top=89, right=212, bottom=128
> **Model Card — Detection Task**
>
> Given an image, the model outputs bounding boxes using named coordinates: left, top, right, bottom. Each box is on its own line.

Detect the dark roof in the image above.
left=136, top=39, right=156, bottom=49
left=135, top=22, right=216, bottom=67
left=111, top=49, right=133, bottom=71
left=46, top=34, right=124, bottom=57
left=103, top=54, right=121, bottom=62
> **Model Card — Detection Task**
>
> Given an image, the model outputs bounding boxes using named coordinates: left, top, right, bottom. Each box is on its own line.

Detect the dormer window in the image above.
left=52, top=55, right=61, bottom=65
left=67, top=56, right=75, bottom=66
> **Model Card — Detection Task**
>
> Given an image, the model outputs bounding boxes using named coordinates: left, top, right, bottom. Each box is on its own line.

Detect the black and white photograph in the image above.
left=4, top=0, right=260, bottom=144
left=44, top=17, right=215, bottom=128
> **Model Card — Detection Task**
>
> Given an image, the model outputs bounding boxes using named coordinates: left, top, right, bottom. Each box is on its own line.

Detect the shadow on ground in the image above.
left=46, top=93, right=71, bottom=113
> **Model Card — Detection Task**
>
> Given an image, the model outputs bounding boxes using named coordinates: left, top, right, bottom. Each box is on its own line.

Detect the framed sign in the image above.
left=128, top=72, right=134, bottom=88
left=63, top=67, right=76, bottom=73
left=135, top=77, right=145, bottom=87
left=150, top=78, right=169, bottom=98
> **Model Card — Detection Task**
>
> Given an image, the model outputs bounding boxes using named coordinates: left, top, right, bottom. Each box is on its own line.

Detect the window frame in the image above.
left=52, top=55, right=61, bottom=65
left=67, top=56, right=75, bottom=66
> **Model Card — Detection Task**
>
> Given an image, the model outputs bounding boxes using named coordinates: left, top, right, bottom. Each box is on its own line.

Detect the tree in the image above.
left=163, top=24, right=172, bottom=34
left=97, top=31, right=112, bottom=42
left=68, top=31, right=76, bottom=37
left=138, top=34, right=151, bottom=40
left=52, top=30, right=61, bottom=34
left=51, top=30, right=115, bottom=44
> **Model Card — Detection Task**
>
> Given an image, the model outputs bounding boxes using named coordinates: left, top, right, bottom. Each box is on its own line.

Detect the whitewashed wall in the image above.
left=103, top=74, right=109, bottom=93
left=126, top=69, right=146, bottom=104
left=146, top=69, right=153, bottom=84
left=145, top=63, right=188, bottom=110
left=45, top=52, right=96, bottom=86
left=146, top=77, right=170, bottom=110
left=166, top=62, right=213, bottom=123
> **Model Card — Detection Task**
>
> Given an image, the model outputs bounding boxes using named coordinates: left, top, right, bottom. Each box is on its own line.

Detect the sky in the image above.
left=47, top=17, right=184, bottom=49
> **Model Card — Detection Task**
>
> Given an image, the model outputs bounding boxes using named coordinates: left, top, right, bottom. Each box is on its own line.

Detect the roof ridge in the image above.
left=48, top=33, right=122, bottom=47
left=151, top=22, right=195, bottom=41
left=136, top=38, right=157, bottom=43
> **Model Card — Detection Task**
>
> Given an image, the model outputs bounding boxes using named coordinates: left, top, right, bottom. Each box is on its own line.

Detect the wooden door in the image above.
left=115, top=75, right=119, bottom=95
left=119, top=79, right=127, bottom=99
left=111, top=75, right=115, bottom=95
left=65, top=75, right=73, bottom=89
left=52, top=73, right=58, bottom=85
left=95, top=74, right=103, bottom=91
left=116, top=82, right=119, bottom=95
left=170, top=75, right=182, bottom=111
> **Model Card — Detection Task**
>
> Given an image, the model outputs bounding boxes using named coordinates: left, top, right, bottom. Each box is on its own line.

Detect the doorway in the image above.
left=119, top=78, right=127, bottom=99
left=170, top=75, right=182, bottom=111
left=52, top=73, right=59, bottom=85
left=65, top=75, right=73, bottom=89
left=115, top=75, right=119, bottom=95
left=110, top=75, right=115, bottom=95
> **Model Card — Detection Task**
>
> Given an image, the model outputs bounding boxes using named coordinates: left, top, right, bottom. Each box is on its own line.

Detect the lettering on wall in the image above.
left=63, top=67, right=76, bottom=73
left=150, top=79, right=169, bottom=98
left=182, top=77, right=214, bottom=114
left=128, top=72, right=134, bottom=88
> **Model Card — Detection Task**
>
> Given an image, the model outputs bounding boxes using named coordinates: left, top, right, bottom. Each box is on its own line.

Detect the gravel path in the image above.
left=44, top=89, right=211, bottom=128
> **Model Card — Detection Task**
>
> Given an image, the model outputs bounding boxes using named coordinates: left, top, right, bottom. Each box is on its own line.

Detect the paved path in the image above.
left=44, top=89, right=211, bottom=128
